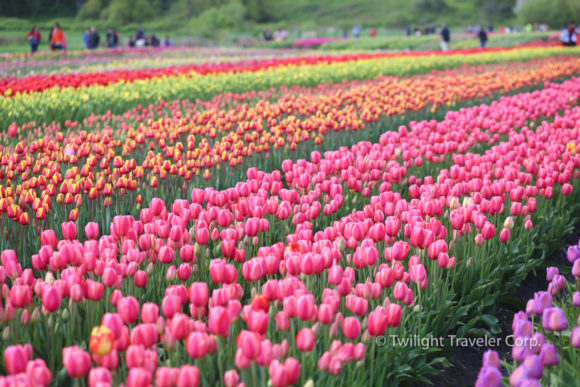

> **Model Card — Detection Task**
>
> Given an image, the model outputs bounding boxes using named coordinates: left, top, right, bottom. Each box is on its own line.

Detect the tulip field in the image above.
left=1, top=45, right=580, bottom=386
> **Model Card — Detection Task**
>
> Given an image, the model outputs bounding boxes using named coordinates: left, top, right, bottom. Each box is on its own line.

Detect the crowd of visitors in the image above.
left=25, top=24, right=172, bottom=53
left=24, top=20, right=577, bottom=54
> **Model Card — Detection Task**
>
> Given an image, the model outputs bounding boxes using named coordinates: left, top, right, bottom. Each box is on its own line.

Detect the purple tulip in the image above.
left=539, top=343, right=558, bottom=367
left=475, top=366, right=502, bottom=387
left=571, top=326, right=580, bottom=348
left=482, top=350, right=501, bottom=368
left=542, top=307, right=568, bottom=331
left=567, top=245, right=580, bottom=263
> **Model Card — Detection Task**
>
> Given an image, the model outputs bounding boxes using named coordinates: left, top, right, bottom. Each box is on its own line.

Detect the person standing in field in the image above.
left=107, top=28, right=119, bottom=48
left=478, top=25, right=488, bottom=48
left=88, top=27, right=100, bottom=49
left=136, top=27, right=146, bottom=47
left=49, top=23, right=66, bottom=51
left=26, top=25, right=41, bottom=53
left=83, top=28, right=90, bottom=49
left=440, top=24, right=450, bottom=51
left=567, top=22, right=577, bottom=46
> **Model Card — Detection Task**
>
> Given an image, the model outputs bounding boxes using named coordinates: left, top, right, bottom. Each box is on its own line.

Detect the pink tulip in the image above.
left=195, top=228, right=210, bottom=245
left=386, top=303, right=402, bottom=326
left=224, top=369, right=240, bottom=387
left=368, top=310, right=388, bottom=336
left=180, top=245, right=196, bottom=263
left=4, top=345, right=29, bottom=375
left=189, top=282, right=209, bottom=307
left=61, top=221, right=77, bottom=241
left=88, top=367, right=112, bottom=387
left=159, top=246, right=175, bottom=264
left=9, top=285, right=32, bottom=308
left=170, top=313, right=191, bottom=341
left=499, top=228, right=510, bottom=243
left=131, top=323, right=158, bottom=348
left=62, top=346, right=91, bottom=378
left=126, top=368, right=152, bottom=387
left=162, top=295, right=182, bottom=319
left=237, top=330, right=261, bottom=359
left=118, top=296, right=140, bottom=324
left=208, top=306, right=230, bottom=337
left=100, top=313, right=123, bottom=340
left=342, top=316, right=361, bottom=340
left=276, top=311, right=290, bottom=331
left=41, top=286, right=62, bottom=313
left=186, top=332, right=208, bottom=359
left=40, top=231, right=58, bottom=248
left=296, top=328, right=315, bottom=352
left=176, top=365, right=200, bottom=387
left=141, top=303, right=159, bottom=324
left=85, top=222, right=99, bottom=239
left=155, top=367, right=178, bottom=387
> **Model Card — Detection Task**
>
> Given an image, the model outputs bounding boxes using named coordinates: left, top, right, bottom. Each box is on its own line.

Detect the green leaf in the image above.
left=481, top=314, right=499, bottom=327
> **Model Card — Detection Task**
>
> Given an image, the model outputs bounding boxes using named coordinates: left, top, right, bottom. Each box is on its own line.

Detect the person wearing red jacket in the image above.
left=26, top=25, right=41, bottom=53
left=49, top=23, right=66, bottom=51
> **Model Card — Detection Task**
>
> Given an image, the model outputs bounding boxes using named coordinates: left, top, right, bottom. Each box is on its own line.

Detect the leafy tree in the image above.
left=478, top=0, right=515, bottom=19
left=78, top=0, right=107, bottom=19
left=187, top=0, right=246, bottom=37
left=519, top=0, right=580, bottom=28
left=414, top=0, right=448, bottom=15
left=243, top=0, right=276, bottom=22
left=98, top=0, right=158, bottom=23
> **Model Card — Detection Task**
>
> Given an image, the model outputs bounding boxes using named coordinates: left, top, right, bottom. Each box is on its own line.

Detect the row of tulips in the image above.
left=0, top=46, right=198, bottom=64
left=3, top=46, right=580, bottom=127
left=1, top=57, right=579, bottom=261
left=5, top=56, right=567, bottom=142
left=0, top=75, right=580, bottom=385
left=0, top=47, right=313, bottom=77
left=476, top=239, right=580, bottom=387
left=2, top=52, right=397, bottom=97
left=3, top=45, right=572, bottom=97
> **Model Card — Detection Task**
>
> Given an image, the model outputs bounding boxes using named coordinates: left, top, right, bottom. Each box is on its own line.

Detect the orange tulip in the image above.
left=89, top=326, right=115, bottom=356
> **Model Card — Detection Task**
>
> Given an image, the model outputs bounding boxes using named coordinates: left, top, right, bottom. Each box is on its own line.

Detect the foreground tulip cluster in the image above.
left=477, top=236, right=580, bottom=387
left=1, top=46, right=580, bottom=386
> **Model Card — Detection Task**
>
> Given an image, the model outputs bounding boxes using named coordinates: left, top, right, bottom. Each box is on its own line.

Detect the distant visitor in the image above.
left=440, top=24, right=450, bottom=51
left=26, top=25, right=41, bottom=53
left=49, top=23, right=66, bottom=51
